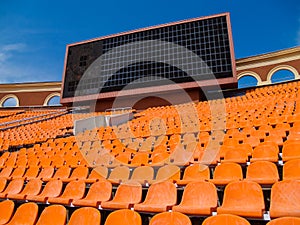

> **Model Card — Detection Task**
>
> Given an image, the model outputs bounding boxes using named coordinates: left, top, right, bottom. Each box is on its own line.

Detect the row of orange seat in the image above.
left=0, top=158, right=299, bottom=187
left=0, top=110, right=105, bottom=151
left=0, top=177, right=299, bottom=219
left=1, top=201, right=298, bottom=225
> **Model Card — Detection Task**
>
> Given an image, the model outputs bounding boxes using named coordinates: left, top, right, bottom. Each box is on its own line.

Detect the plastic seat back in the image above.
left=6, top=202, right=38, bottom=225
left=130, top=166, right=154, bottom=183
left=27, top=179, right=63, bottom=201
left=246, top=161, right=279, bottom=184
left=0, top=200, right=14, bottom=225
left=217, top=180, right=265, bottom=218
left=149, top=212, right=191, bottom=225
left=283, top=159, right=300, bottom=180
left=108, top=165, right=130, bottom=182
left=8, top=179, right=42, bottom=199
left=282, top=141, right=300, bottom=161
left=202, top=214, right=250, bottom=225
left=101, top=181, right=142, bottom=209
left=104, top=209, right=141, bottom=225
left=59, top=180, right=86, bottom=199
left=37, top=166, right=54, bottom=180
left=267, top=217, right=300, bottom=225
left=178, top=164, right=209, bottom=184
left=135, top=181, right=177, bottom=211
left=270, top=180, right=300, bottom=218
left=211, top=162, right=243, bottom=185
left=87, top=166, right=108, bottom=181
left=68, top=166, right=89, bottom=180
left=155, top=165, right=180, bottom=182
left=251, top=144, right=279, bottom=162
left=167, top=146, right=193, bottom=166
left=0, top=178, right=24, bottom=197
left=131, top=153, right=149, bottom=166
left=68, top=207, right=101, bottom=225
left=72, top=180, right=112, bottom=207
left=0, top=167, right=13, bottom=178
left=172, top=181, right=217, bottom=215
left=10, top=166, right=26, bottom=179
left=24, top=166, right=40, bottom=180
left=223, top=148, right=248, bottom=163
left=86, top=180, right=112, bottom=201
left=52, top=166, right=71, bottom=180
left=36, top=205, right=66, bottom=225
left=0, top=177, right=7, bottom=192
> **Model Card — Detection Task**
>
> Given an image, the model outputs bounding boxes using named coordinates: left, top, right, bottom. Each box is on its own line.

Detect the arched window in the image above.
left=2, top=97, right=17, bottom=107
left=0, top=95, right=19, bottom=107
left=43, top=93, right=61, bottom=106
left=271, top=69, right=295, bottom=83
left=238, top=75, right=258, bottom=88
left=47, top=96, right=61, bottom=106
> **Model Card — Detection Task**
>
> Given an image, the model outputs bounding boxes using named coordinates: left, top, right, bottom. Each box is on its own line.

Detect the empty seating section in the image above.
left=0, top=81, right=299, bottom=224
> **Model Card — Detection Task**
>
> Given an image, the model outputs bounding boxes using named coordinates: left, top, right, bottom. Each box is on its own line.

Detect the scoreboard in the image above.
left=61, top=13, right=236, bottom=102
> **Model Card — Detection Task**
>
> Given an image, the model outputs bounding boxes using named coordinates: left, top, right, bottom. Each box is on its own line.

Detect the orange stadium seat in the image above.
left=149, top=212, right=192, bottom=225
left=84, top=166, right=108, bottom=183
left=61, top=166, right=88, bottom=182
left=130, top=166, right=154, bottom=185
left=68, top=207, right=101, bottom=225
left=172, top=181, right=217, bottom=215
left=210, top=162, right=243, bottom=186
left=250, top=143, right=279, bottom=162
left=107, top=165, right=131, bottom=184
left=36, top=166, right=55, bottom=181
left=45, top=166, right=71, bottom=182
left=245, top=161, right=279, bottom=185
left=23, top=166, right=40, bottom=180
left=0, top=178, right=7, bottom=193
left=47, top=180, right=86, bottom=205
left=222, top=147, right=249, bottom=164
left=0, top=178, right=24, bottom=199
left=134, top=181, right=177, bottom=213
left=35, top=205, right=66, bottom=225
left=26, top=179, right=63, bottom=203
left=283, top=159, right=300, bottom=180
left=150, top=164, right=180, bottom=184
left=0, top=167, right=13, bottom=179
left=101, top=181, right=142, bottom=210
left=270, top=180, right=300, bottom=218
left=217, top=180, right=265, bottom=218
left=0, top=200, right=14, bottom=225
left=7, top=179, right=42, bottom=200
left=104, top=209, right=141, bottom=225
left=202, top=214, right=251, bottom=225
left=282, top=140, right=300, bottom=161
left=72, top=180, right=112, bottom=207
left=176, top=163, right=210, bottom=185
left=5, top=202, right=38, bottom=225
left=8, top=167, right=26, bottom=180
left=267, top=217, right=300, bottom=225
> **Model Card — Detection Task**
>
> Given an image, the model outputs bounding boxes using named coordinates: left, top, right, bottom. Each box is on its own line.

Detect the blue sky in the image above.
left=0, top=0, right=299, bottom=84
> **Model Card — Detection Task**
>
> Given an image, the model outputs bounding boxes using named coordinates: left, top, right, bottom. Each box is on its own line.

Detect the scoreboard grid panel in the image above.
left=63, top=14, right=234, bottom=98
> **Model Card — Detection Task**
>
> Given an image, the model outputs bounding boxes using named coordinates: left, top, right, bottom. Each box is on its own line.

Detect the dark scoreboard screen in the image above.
left=62, top=13, right=235, bottom=98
